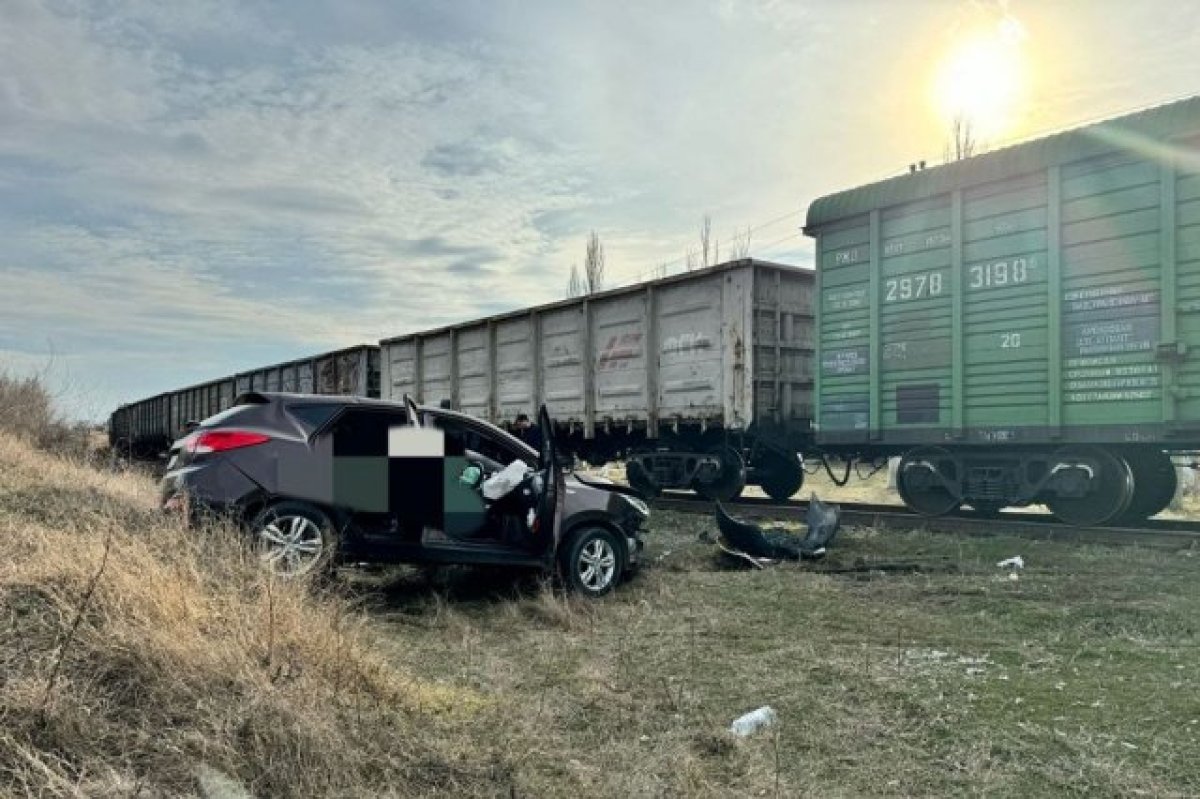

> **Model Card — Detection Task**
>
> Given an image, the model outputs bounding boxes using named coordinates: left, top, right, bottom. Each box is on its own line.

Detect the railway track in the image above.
left=648, top=492, right=1200, bottom=549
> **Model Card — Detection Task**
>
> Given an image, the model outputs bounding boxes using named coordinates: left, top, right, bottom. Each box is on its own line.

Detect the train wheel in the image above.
left=1045, top=447, right=1133, bottom=527
left=756, top=449, right=805, bottom=501
left=1117, top=449, right=1176, bottom=523
left=896, top=446, right=961, bottom=517
left=693, top=446, right=746, bottom=502
left=626, top=459, right=660, bottom=499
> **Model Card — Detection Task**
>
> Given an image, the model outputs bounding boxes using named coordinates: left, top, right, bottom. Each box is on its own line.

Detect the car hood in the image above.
left=569, top=472, right=644, bottom=499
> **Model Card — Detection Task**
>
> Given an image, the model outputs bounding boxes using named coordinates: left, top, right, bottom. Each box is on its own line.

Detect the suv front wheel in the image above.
left=249, top=501, right=336, bottom=578
left=559, top=527, right=624, bottom=597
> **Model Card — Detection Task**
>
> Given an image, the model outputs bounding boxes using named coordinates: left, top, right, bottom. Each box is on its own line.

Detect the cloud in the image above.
left=0, top=1, right=899, bottom=420
left=422, top=138, right=507, bottom=178
left=6, top=0, right=1195, bottom=422
left=207, top=184, right=371, bottom=218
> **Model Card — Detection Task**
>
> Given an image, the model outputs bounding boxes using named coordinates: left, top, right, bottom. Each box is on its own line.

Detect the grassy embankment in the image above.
left=2, top=372, right=1197, bottom=796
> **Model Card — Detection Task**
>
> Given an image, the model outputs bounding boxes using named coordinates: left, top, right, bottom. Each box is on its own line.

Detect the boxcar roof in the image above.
left=118, top=343, right=379, bottom=406
left=231, top=343, right=379, bottom=378
left=378, top=258, right=810, bottom=344
left=804, top=94, right=1200, bottom=231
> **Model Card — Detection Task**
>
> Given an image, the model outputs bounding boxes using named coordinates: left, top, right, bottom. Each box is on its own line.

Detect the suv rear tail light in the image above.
left=186, top=430, right=271, bottom=454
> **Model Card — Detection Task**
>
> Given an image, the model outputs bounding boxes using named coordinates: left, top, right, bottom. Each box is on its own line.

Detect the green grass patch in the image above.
left=354, top=511, right=1200, bottom=797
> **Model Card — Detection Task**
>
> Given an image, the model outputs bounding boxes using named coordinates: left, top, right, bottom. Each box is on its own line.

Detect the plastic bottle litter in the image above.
left=729, top=706, right=777, bottom=737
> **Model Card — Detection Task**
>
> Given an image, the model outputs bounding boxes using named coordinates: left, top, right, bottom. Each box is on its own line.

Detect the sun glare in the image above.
left=935, top=16, right=1028, bottom=141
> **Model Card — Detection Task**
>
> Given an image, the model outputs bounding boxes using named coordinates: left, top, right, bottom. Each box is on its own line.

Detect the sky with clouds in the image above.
left=2, top=0, right=1199, bottom=420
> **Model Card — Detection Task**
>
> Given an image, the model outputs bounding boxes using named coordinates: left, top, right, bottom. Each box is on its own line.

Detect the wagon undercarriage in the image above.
left=893, top=444, right=1177, bottom=526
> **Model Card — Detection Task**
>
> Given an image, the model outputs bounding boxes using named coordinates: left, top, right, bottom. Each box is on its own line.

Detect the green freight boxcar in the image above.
left=804, top=96, right=1200, bottom=525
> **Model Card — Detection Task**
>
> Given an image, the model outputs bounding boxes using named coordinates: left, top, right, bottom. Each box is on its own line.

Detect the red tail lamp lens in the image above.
left=188, top=430, right=270, bottom=454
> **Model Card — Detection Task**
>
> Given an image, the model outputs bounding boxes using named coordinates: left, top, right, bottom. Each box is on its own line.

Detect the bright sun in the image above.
left=935, top=17, right=1028, bottom=141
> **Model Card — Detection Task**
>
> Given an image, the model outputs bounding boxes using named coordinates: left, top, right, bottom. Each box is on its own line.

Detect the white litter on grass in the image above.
left=997, top=555, right=1024, bottom=570
left=195, top=764, right=251, bottom=799
left=957, top=656, right=991, bottom=666
left=730, top=706, right=777, bottom=737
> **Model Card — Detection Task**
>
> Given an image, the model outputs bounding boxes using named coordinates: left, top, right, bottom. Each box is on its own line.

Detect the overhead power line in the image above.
left=630, top=208, right=806, bottom=283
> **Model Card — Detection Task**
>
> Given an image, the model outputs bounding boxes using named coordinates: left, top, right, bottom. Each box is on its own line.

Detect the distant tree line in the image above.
left=565, top=214, right=755, bottom=297
left=566, top=231, right=606, bottom=298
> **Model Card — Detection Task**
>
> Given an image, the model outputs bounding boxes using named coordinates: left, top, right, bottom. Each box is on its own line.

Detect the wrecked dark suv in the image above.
left=160, top=393, right=648, bottom=596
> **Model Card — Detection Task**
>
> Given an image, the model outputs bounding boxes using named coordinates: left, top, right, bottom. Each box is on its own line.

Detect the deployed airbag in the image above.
left=482, top=459, right=534, bottom=501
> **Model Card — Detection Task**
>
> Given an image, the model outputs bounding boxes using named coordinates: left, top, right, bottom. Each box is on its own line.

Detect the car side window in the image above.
left=287, top=404, right=341, bottom=433
left=328, top=408, right=409, bottom=456
left=432, top=416, right=526, bottom=466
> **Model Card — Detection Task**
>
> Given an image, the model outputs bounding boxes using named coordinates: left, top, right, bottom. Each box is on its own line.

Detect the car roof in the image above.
left=235, top=391, right=414, bottom=410
left=238, top=392, right=540, bottom=457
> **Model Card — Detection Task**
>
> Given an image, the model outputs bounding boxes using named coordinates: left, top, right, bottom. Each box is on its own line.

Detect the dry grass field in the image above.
left=0, top=432, right=509, bottom=797
left=360, top=515, right=1200, bottom=797
left=1, top=375, right=1197, bottom=796
left=0, top=437, right=1196, bottom=796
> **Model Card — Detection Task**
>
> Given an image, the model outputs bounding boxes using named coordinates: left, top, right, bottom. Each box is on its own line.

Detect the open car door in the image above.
left=532, top=405, right=563, bottom=552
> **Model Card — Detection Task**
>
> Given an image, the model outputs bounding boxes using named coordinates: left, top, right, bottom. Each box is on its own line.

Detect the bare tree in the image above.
left=729, top=226, right=752, bottom=259
left=566, top=263, right=584, bottom=298
left=584, top=231, right=605, bottom=294
left=699, top=214, right=714, bottom=267
left=944, top=114, right=978, bottom=162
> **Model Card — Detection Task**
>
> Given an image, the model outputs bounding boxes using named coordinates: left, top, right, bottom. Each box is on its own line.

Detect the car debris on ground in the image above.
left=729, top=706, right=778, bottom=737
left=713, top=495, right=841, bottom=568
